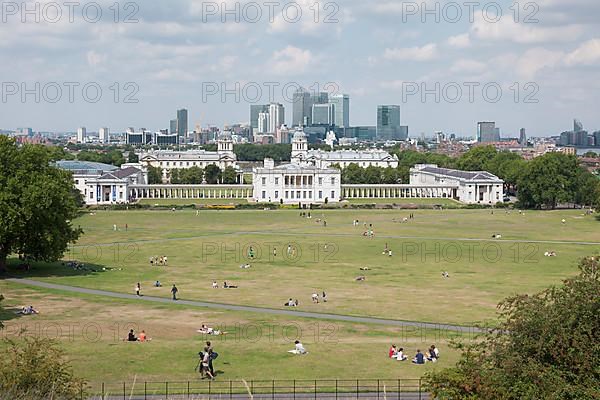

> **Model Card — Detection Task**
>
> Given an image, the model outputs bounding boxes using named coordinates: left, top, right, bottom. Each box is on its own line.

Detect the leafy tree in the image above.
left=342, top=163, right=365, bottom=184
left=147, top=166, right=163, bottom=184
left=456, top=146, right=497, bottom=171
left=221, top=166, right=238, bottom=184
left=234, top=144, right=291, bottom=161
left=583, top=151, right=598, bottom=158
left=382, top=167, right=401, bottom=184
left=517, top=153, right=580, bottom=209
left=574, top=169, right=600, bottom=207
left=425, top=256, right=600, bottom=400
left=364, top=165, right=383, bottom=184
left=169, top=169, right=182, bottom=184
left=182, top=166, right=204, bottom=184
left=46, top=146, right=75, bottom=161
left=0, top=137, right=82, bottom=272
left=204, top=164, right=222, bottom=184
left=127, top=150, right=139, bottom=163
left=0, top=336, right=86, bottom=399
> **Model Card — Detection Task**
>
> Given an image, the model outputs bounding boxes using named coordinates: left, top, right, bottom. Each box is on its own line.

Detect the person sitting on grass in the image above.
left=412, top=349, right=425, bottom=364
left=154, top=280, right=162, bottom=287
left=427, top=345, right=439, bottom=361
left=138, top=330, right=152, bottom=342
left=395, top=347, right=408, bottom=361
left=17, top=306, right=39, bottom=315
left=389, top=344, right=397, bottom=358
left=126, top=329, right=137, bottom=342
left=355, top=275, right=366, bottom=281
left=284, top=298, right=295, bottom=307
left=223, top=282, right=238, bottom=289
left=288, top=340, right=307, bottom=355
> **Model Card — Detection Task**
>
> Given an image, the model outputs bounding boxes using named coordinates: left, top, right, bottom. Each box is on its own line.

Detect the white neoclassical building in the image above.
left=252, top=158, right=341, bottom=204
left=57, top=160, right=146, bottom=205
left=410, top=164, right=504, bottom=204
left=290, top=131, right=399, bottom=168
left=138, top=133, right=238, bottom=182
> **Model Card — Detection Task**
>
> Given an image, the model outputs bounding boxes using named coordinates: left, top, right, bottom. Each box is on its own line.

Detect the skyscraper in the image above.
left=477, top=122, right=497, bottom=143
left=519, top=128, right=527, bottom=145
left=376, top=105, right=403, bottom=141
left=257, top=112, right=269, bottom=134
left=77, top=127, right=86, bottom=143
left=250, top=104, right=269, bottom=132
left=170, top=119, right=178, bottom=134
left=574, top=119, right=583, bottom=133
left=99, top=127, right=110, bottom=144
left=329, top=94, right=350, bottom=128
left=177, top=109, right=188, bottom=138
left=268, top=103, right=285, bottom=133
left=292, top=88, right=311, bottom=127
left=312, top=103, right=335, bottom=125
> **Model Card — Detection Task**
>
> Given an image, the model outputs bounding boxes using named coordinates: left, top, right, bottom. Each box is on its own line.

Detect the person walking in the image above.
left=135, top=282, right=141, bottom=296
left=206, top=341, right=217, bottom=377
left=171, top=284, right=178, bottom=300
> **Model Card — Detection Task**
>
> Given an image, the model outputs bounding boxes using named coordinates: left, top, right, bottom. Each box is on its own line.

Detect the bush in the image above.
left=0, top=336, right=86, bottom=400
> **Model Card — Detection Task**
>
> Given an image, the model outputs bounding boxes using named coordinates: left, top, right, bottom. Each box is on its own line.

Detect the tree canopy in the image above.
left=0, top=137, right=82, bottom=271
left=425, top=256, right=600, bottom=400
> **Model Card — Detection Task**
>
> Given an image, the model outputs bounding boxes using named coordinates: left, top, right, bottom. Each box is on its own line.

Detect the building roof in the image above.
left=96, top=167, right=141, bottom=181
left=255, top=162, right=339, bottom=174
left=140, top=150, right=224, bottom=161
left=55, top=160, right=118, bottom=175
left=306, top=149, right=398, bottom=162
left=417, top=165, right=502, bottom=182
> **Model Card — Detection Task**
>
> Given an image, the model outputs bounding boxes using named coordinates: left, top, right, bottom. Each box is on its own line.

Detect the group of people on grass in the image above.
left=149, top=256, right=168, bottom=266
left=196, top=341, right=218, bottom=380
left=311, top=291, right=327, bottom=303
left=16, top=305, right=38, bottom=315
left=389, top=344, right=439, bottom=364
left=212, top=281, right=238, bottom=289
left=125, top=329, right=151, bottom=342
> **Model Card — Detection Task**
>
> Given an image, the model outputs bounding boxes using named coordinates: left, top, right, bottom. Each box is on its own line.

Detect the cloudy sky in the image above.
left=1, top=0, right=600, bottom=137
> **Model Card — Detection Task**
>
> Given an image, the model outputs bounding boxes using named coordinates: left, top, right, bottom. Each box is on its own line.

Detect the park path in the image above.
left=7, top=278, right=481, bottom=334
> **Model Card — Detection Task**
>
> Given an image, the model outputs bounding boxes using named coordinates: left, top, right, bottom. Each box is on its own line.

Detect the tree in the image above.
left=0, top=137, right=82, bottom=272
left=425, top=257, right=600, bottom=400
left=456, top=146, right=497, bottom=171
left=382, top=167, right=400, bottom=184
left=0, top=336, right=86, bottom=399
left=183, top=166, right=204, bottom=184
left=147, top=166, right=163, bottom=184
left=517, top=153, right=580, bottom=209
left=221, top=166, right=238, bottom=184
left=0, top=294, right=3, bottom=330
left=342, top=163, right=364, bottom=184
left=204, top=164, right=222, bottom=184
left=127, top=150, right=139, bottom=163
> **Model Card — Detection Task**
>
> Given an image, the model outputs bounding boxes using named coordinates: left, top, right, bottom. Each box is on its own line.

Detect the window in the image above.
left=262, top=191, right=266, bottom=199
left=275, top=177, right=279, bottom=185
left=90, top=192, right=93, bottom=199
left=275, top=191, right=279, bottom=199
left=296, top=191, right=301, bottom=198
left=291, top=191, right=294, bottom=199
left=309, top=191, right=312, bottom=198
left=285, top=176, right=289, bottom=185
left=331, top=177, right=336, bottom=185
left=331, top=191, right=335, bottom=199
left=179, top=162, right=183, bottom=166
left=186, top=162, right=189, bottom=166
left=318, top=177, right=323, bottom=185
left=285, top=191, right=288, bottom=198
left=262, top=177, right=266, bottom=185
left=75, top=179, right=79, bottom=184
left=119, top=192, right=123, bottom=199
left=318, top=190, right=322, bottom=199
left=166, top=162, right=170, bottom=166
left=303, top=191, right=306, bottom=199
left=308, top=176, right=313, bottom=185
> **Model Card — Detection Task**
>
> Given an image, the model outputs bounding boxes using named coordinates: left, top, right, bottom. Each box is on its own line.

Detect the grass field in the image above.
left=1, top=207, right=597, bottom=385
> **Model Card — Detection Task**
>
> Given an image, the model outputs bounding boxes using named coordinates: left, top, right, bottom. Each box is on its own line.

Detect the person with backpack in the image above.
left=206, top=341, right=218, bottom=376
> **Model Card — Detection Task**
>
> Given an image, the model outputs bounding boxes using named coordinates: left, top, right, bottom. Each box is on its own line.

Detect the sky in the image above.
left=1, top=0, right=600, bottom=137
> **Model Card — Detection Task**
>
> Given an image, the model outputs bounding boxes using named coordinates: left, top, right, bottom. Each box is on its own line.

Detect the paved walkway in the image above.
left=7, top=278, right=481, bottom=333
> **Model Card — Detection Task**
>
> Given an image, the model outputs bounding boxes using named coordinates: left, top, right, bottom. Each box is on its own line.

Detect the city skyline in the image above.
left=1, top=1, right=599, bottom=135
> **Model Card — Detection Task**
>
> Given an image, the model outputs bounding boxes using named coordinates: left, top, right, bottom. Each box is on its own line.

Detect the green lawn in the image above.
left=0, top=281, right=462, bottom=387
left=6, top=208, right=598, bottom=326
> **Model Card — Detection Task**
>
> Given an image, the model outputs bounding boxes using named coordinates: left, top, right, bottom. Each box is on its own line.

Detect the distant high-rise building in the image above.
left=477, top=122, right=497, bottom=143
left=574, top=119, right=584, bottom=133
left=170, top=119, right=178, bottom=134
left=268, top=103, right=285, bottom=133
left=376, top=105, right=403, bottom=141
left=575, top=130, right=588, bottom=146
left=594, top=131, right=600, bottom=148
left=250, top=104, right=269, bottom=132
left=177, top=109, right=188, bottom=138
left=494, top=127, right=501, bottom=141
left=257, top=112, right=269, bottom=134
left=77, top=127, right=86, bottom=143
left=312, top=103, right=335, bottom=125
left=329, top=94, right=350, bottom=128
left=292, top=89, right=311, bottom=127
left=99, top=127, right=110, bottom=144
left=519, top=128, right=527, bottom=145
left=400, top=126, right=409, bottom=140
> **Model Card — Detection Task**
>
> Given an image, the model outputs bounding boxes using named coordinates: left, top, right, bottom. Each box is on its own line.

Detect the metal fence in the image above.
left=87, top=379, right=425, bottom=399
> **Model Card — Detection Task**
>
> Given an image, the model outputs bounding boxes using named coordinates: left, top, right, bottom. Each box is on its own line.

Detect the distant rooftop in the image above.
left=55, top=160, right=118, bottom=175
left=416, top=165, right=501, bottom=182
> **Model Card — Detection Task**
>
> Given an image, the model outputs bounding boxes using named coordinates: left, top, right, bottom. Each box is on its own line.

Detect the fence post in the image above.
left=165, top=381, right=168, bottom=400
left=272, top=379, right=275, bottom=400
left=144, top=381, right=147, bottom=400
left=230, top=380, right=233, bottom=400
left=209, top=379, right=212, bottom=397
left=123, top=382, right=126, bottom=400
left=187, top=381, right=190, bottom=398
left=315, top=379, right=317, bottom=400
left=101, top=382, right=104, bottom=399
left=356, top=379, right=359, bottom=399
left=418, top=378, right=422, bottom=400
left=335, top=380, right=338, bottom=400
left=377, top=379, right=380, bottom=399
left=293, top=379, right=296, bottom=400
left=397, top=379, right=400, bottom=400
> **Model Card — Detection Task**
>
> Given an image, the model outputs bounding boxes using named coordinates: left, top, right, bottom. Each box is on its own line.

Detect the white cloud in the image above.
left=384, top=43, right=437, bottom=61
left=516, top=48, right=564, bottom=79
left=450, top=59, right=487, bottom=74
left=447, top=34, right=471, bottom=49
left=268, top=46, right=314, bottom=75
left=565, top=39, right=600, bottom=66
left=86, top=50, right=107, bottom=67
